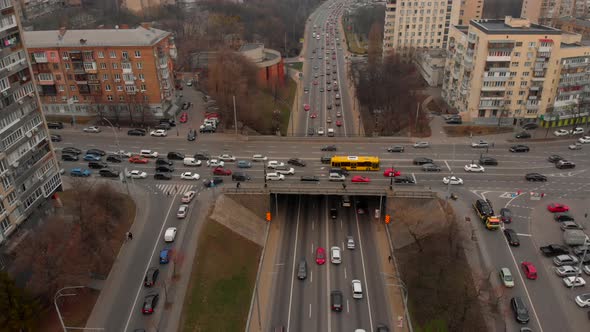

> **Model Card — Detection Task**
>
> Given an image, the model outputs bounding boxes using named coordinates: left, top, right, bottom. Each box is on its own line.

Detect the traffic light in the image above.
left=266, top=212, right=271, bottom=222
left=385, top=214, right=391, bottom=224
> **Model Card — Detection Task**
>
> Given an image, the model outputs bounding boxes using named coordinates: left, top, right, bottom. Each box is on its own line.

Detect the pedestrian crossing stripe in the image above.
left=155, top=184, right=195, bottom=195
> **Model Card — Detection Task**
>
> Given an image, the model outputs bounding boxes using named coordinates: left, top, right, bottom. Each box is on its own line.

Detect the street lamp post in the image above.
left=55, top=286, right=104, bottom=331
left=102, top=117, right=129, bottom=194
left=382, top=273, right=413, bottom=332
left=573, top=236, right=590, bottom=290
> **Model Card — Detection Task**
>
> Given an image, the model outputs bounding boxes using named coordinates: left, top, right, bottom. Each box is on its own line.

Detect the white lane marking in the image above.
left=346, top=299, right=350, bottom=313
left=355, top=200, right=374, bottom=331
left=286, top=196, right=302, bottom=332
left=411, top=172, right=417, bottom=184
left=326, top=197, right=332, bottom=332
left=444, top=160, right=451, bottom=171
left=123, top=189, right=179, bottom=332
left=311, top=270, right=313, bottom=284
left=344, top=267, right=347, bottom=280
left=309, top=303, right=312, bottom=318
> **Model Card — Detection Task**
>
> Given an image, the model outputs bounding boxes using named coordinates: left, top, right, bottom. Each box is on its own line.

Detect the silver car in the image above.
left=555, top=265, right=580, bottom=277
left=413, top=141, right=430, bottom=148
left=176, top=204, right=189, bottom=219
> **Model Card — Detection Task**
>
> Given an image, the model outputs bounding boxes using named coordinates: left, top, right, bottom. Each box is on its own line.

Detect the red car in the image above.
left=547, top=203, right=569, bottom=213
left=179, top=112, right=188, bottom=123
left=521, top=261, right=538, bottom=280
left=310, top=113, right=318, bottom=119
left=213, top=167, right=232, bottom=176
left=313, top=80, right=319, bottom=85
left=205, top=112, right=219, bottom=119
left=351, top=175, right=370, bottom=183
left=129, top=155, right=149, bottom=164
left=304, top=104, right=311, bottom=111
left=383, top=168, right=401, bottom=177
left=316, top=247, right=326, bottom=265
left=335, top=120, right=342, bottom=127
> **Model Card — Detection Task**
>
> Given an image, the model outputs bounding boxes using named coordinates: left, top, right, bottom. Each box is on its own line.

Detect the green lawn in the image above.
left=344, top=29, right=367, bottom=55
left=253, top=78, right=297, bottom=135
left=180, top=220, right=261, bottom=332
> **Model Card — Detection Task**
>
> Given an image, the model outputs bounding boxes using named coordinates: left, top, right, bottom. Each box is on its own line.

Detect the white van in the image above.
left=183, top=157, right=201, bottom=166
left=204, top=119, right=217, bottom=128
left=140, top=149, right=158, bottom=158
left=327, top=128, right=334, bottom=137
left=352, top=280, right=363, bottom=299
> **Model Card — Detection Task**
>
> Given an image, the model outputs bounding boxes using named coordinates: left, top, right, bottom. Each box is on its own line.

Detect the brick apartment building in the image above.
left=23, top=25, right=177, bottom=124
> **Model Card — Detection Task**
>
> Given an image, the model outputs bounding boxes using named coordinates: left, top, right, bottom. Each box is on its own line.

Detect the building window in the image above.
left=523, top=72, right=530, bottom=77
left=134, top=50, right=141, bottom=58
left=138, top=73, right=145, bottom=80
left=98, top=51, right=104, bottom=58
left=524, top=62, right=531, bottom=67
left=114, top=73, right=121, bottom=81
left=70, top=85, right=76, bottom=91
left=117, top=85, right=123, bottom=91
left=105, top=84, right=111, bottom=91
left=508, top=81, right=515, bottom=86
left=58, top=85, right=64, bottom=91
left=122, top=63, right=131, bottom=70
left=109, top=51, right=116, bottom=58
left=112, top=63, right=118, bottom=69
left=119, top=95, right=125, bottom=101
left=0, top=77, right=9, bottom=92
left=140, top=84, right=146, bottom=91
left=100, top=62, right=106, bottom=69
left=7, top=192, right=16, bottom=206
left=55, top=74, right=62, bottom=80
left=102, top=74, right=108, bottom=81
left=62, top=52, right=69, bottom=60
left=1, top=176, right=11, bottom=192
left=64, top=63, right=70, bottom=70
left=136, top=62, right=143, bottom=69
left=107, top=95, right=113, bottom=101
left=122, top=51, right=129, bottom=59
left=511, top=62, right=519, bottom=67
left=143, top=95, right=148, bottom=102
left=1, top=219, right=9, bottom=233
left=520, top=81, right=528, bottom=87
left=528, top=42, right=536, bottom=47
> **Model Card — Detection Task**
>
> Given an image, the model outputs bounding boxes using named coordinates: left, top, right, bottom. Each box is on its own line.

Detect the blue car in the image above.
left=70, top=168, right=91, bottom=177
left=159, top=248, right=171, bottom=264
left=237, top=160, right=252, bottom=168
left=83, top=154, right=101, bottom=161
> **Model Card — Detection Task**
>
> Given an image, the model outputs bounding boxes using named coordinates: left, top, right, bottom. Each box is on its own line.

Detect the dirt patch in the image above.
left=391, top=198, right=491, bottom=331
left=40, top=289, right=99, bottom=332
left=444, top=125, right=513, bottom=137
left=180, top=219, right=261, bottom=332
left=210, top=195, right=267, bottom=245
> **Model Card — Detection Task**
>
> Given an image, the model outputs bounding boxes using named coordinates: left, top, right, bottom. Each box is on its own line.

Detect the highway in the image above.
left=269, top=195, right=390, bottom=332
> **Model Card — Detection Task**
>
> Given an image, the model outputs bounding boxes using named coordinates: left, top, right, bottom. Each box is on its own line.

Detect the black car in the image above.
left=182, top=102, right=191, bottom=110
left=321, top=155, right=332, bottom=164
left=504, top=229, right=520, bottom=246
left=525, top=173, right=547, bottom=182
left=478, top=156, right=498, bottom=166
left=547, top=154, right=563, bottom=163
left=88, top=161, right=108, bottom=169
left=321, top=145, right=337, bottom=151
left=47, top=122, right=64, bottom=129
left=99, top=169, right=120, bottom=177
left=394, top=175, right=415, bottom=184
left=556, top=160, right=575, bottom=169
left=62, top=147, right=82, bottom=155
left=422, top=163, right=441, bottom=172
left=106, top=155, right=122, bottom=163
left=159, top=119, right=176, bottom=127
left=144, top=267, right=159, bottom=287
left=540, top=244, right=570, bottom=257
left=515, top=131, right=531, bottom=139
left=86, top=148, right=106, bottom=156
left=554, top=212, right=575, bottom=222
left=300, top=175, right=320, bottom=182
left=500, top=208, right=512, bottom=223
left=156, top=158, right=173, bottom=166
left=155, top=165, right=174, bottom=173
left=194, top=153, right=210, bottom=161
left=127, top=129, right=146, bottom=136
left=50, top=134, right=62, bottom=142
left=203, top=177, right=223, bottom=187
left=288, top=158, right=306, bottom=167
left=167, top=152, right=185, bottom=160
left=387, top=146, right=404, bottom=152
left=307, top=127, right=315, bottom=136
left=232, top=172, right=250, bottom=181
left=187, top=129, right=196, bottom=141
left=142, top=293, right=159, bottom=314
left=356, top=200, right=368, bottom=215
left=155, top=123, right=171, bottom=130
left=522, top=122, right=538, bottom=130
left=510, top=297, right=530, bottom=324
left=510, top=145, right=530, bottom=153
left=330, top=290, right=343, bottom=312
left=61, top=153, right=79, bottom=161
left=413, top=157, right=433, bottom=165
left=154, top=173, right=172, bottom=180
left=330, top=208, right=337, bottom=219
left=446, top=118, right=462, bottom=124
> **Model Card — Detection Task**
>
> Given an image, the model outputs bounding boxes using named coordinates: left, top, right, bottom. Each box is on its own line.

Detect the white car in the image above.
left=275, top=167, right=295, bottom=175
left=330, top=246, right=341, bottom=264
left=113, top=150, right=132, bottom=157
left=413, top=141, right=430, bottom=148
left=575, top=293, right=590, bottom=308
left=252, top=154, right=268, bottom=162
left=329, top=173, right=346, bottom=181
left=578, top=136, right=590, bottom=144
left=442, top=176, right=463, bottom=185
left=499, top=268, right=514, bottom=288
left=471, top=140, right=489, bottom=148
left=267, top=161, right=285, bottom=169
left=464, top=164, right=485, bottom=172
left=347, top=236, right=355, bottom=249
left=206, top=159, right=225, bottom=167
left=265, top=172, right=285, bottom=181
left=555, top=265, right=581, bottom=277
left=164, top=227, right=177, bottom=242
left=569, top=143, right=582, bottom=150
left=554, top=129, right=569, bottom=136
left=83, top=126, right=101, bottom=133
left=177, top=204, right=189, bottom=219
left=181, top=172, right=200, bottom=180
left=318, top=127, right=325, bottom=136
left=570, top=127, right=584, bottom=135
left=563, top=276, right=586, bottom=287
left=140, top=150, right=158, bottom=158
left=127, top=170, right=147, bottom=179
left=181, top=190, right=196, bottom=203
left=150, top=129, right=168, bottom=137
left=218, top=154, right=236, bottom=162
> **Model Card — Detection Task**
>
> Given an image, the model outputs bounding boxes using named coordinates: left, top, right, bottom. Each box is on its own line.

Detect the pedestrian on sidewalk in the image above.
left=388, top=255, right=392, bottom=263
left=128, top=232, right=133, bottom=240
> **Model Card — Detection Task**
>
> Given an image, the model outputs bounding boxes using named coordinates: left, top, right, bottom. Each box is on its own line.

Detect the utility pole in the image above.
left=233, top=95, right=238, bottom=136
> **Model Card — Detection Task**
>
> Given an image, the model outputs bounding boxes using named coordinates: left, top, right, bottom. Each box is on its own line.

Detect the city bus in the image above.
left=330, top=156, right=380, bottom=171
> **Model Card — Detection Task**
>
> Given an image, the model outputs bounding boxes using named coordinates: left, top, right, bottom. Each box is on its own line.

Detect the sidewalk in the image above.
left=427, top=115, right=518, bottom=144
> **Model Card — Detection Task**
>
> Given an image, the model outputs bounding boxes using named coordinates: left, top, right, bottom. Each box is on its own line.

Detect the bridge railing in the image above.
left=221, top=184, right=438, bottom=198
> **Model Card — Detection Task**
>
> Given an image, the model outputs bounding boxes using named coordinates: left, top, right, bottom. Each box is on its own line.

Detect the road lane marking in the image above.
left=311, top=270, right=313, bottom=283
left=344, top=267, right=347, bottom=280
left=444, top=160, right=451, bottom=171
left=411, top=172, right=417, bottom=184
left=346, top=299, right=350, bottom=313
left=326, top=196, right=332, bottom=332
left=309, top=303, right=312, bottom=318
left=354, top=200, right=374, bottom=331
left=286, top=196, right=302, bottom=332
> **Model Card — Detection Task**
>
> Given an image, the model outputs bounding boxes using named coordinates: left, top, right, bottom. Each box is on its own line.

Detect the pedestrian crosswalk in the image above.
left=155, top=184, right=195, bottom=195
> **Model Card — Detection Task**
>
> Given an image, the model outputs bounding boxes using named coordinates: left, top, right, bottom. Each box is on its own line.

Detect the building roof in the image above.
left=23, top=26, right=170, bottom=48
left=470, top=19, right=561, bottom=35
left=558, top=16, right=590, bottom=29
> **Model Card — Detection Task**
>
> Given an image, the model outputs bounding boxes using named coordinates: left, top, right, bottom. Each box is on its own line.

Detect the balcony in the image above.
left=84, top=62, right=97, bottom=74
left=159, top=60, right=168, bottom=69
left=526, top=103, right=539, bottom=111
left=0, top=14, right=17, bottom=34
left=125, top=87, right=137, bottom=95
left=563, top=61, right=589, bottom=69
left=39, top=85, right=57, bottom=96
left=37, top=77, right=54, bottom=85
left=69, top=52, right=83, bottom=62
left=72, top=65, right=85, bottom=74
left=0, top=0, right=13, bottom=10
left=33, top=54, right=48, bottom=63
left=487, top=55, right=511, bottom=62
left=539, top=46, right=552, bottom=53
left=481, top=85, right=506, bottom=92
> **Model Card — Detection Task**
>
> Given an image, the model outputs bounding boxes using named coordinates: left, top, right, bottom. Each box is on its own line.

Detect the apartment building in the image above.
left=382, top=0, right=461, bottom=59
left=23, top=25, right=177, bottom=123
left=458, top=0, right=484, bottom=25
left=0, top=0, right=62, bottom=243
left=442, top=17, right=590, bottom=126
left=15, top=0, right=65, bottom=20
left=121, top=0, right=176, bottom=14
left=521, top=0, right=590, bottom=25
left=555, top=16, right=590, bottom=40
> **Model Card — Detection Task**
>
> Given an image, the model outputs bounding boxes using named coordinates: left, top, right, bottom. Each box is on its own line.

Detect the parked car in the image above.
left=187, top=129, right=197, bottom=141
left=62, top=147, right=82, bottom=155
left=99, top=169, right=119, bottom=178
left=70, top=168, right=91, bottom=177
left=88, top=161, right=108, bottom=169
left=83, top=126, right=101, bottom=133
left=510, top=145, right=530, bottom=153
left=515, top=131, right=531, bottom=139
left=150, top=129, right=168, bottom=137
left=499, top=268, right=515, bottom=288
left=510, top=297, right=530, bottom=324
left=141, top=293, right=159, bottom=314
left=167, top=152, right=185, bottom=160
left=144, top=267, right=159, bottom=287
left=237, top=160, right=252, bottom=168
left=504, top=229, right=520, bottom=246
left=413, top=157, right=433, bottom=165
left=106, top=155, right=122, bottom=163
left=288, top=158, right=306, bottom=167
left=422, top=163, right=441, bottom=172
left=86, top=149, right=106, bottom=156
left=128, top=129, right=146, bottom=136
left=62, top=154, right=79, bottom=161
left=300, top=175, right=319, bottom=182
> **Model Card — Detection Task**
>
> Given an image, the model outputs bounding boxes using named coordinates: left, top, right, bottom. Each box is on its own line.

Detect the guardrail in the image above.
left=392, top=191, right=437, bottom=199
left=222, top=185, right=437, bottom=198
